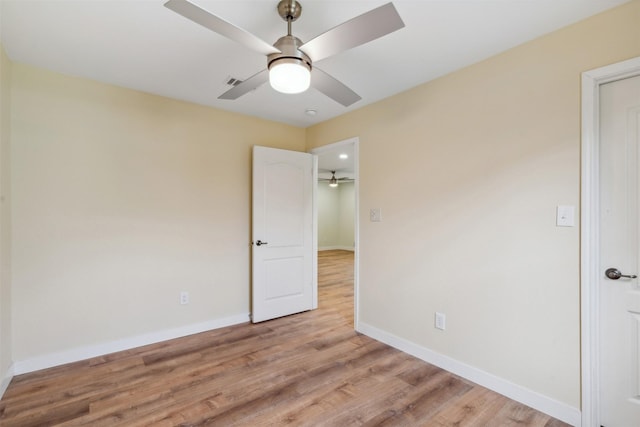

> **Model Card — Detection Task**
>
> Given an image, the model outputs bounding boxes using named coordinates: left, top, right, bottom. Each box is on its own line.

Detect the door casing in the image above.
left=581, top=56, right=640, bottom=427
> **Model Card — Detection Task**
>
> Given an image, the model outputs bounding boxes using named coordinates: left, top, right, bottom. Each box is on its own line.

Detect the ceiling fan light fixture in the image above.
left=166, top=0, right=404, bottom=106
left=268, top=35, right=312, bottom=94
left=329, top=172, right=339, bottom=187
left=268, top=57, right=311, bottom=94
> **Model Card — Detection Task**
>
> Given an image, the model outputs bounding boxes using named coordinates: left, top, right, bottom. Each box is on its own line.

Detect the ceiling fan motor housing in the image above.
left=267, top=35, right=312, bottom=73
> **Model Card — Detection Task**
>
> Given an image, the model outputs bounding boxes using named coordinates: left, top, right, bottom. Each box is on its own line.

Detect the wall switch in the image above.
left=556, top=205, right=575, bottom=227
left=180, top=291, right=189, bottom=305
left=370, top=208, right=382, bottom=222
left=435, top=312, right=446, bottom=330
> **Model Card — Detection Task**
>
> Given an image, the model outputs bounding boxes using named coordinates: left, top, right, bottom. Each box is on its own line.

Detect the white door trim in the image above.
left=581, top=56, right=640, bottom=427
left=310, top=137, right=360, bottom=329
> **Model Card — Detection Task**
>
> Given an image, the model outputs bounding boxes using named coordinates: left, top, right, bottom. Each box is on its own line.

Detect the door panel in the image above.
left=252, top=146, right=315, bottom=323
left=265, top=257, right=304, bottom=299
left=599, top=74, right=640, bottom=426
left=265, top=162, right=305, bottom=246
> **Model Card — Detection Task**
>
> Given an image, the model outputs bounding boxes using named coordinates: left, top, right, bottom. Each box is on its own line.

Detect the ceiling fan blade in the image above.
left=300, top=2, right=404, bottom=62
left=164, top=0, right=280, bottom=56
left=218, top=69, right=269, bottom=100
left=312, top=68, right=361, bottom=107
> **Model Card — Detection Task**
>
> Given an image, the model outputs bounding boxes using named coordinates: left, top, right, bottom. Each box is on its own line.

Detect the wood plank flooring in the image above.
left=0, top=250, right=570, bottom=426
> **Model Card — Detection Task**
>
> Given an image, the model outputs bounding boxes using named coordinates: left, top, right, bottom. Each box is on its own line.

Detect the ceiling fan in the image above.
left=164, top=0, right=405, bottom=107
left=319, top=170, right=354, bottom=187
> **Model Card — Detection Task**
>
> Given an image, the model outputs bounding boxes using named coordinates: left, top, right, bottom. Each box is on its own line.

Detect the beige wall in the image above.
left=318, top=183, right=340, bottom=248
left=318, top=181, right=354, bottom=249
left=0, top=44, right=12, bottom=387
left=337, top=181, right=355, bottom=249
left=307, top=0, right=640, bottom=408
left=10, top=63, right=305, bottom=361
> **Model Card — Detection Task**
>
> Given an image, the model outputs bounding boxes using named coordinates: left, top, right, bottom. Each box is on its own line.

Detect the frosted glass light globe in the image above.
left=269, top=61, right=311, bottom=94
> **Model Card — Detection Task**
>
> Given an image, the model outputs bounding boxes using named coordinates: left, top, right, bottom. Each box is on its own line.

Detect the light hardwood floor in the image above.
left=0, top=250, right=569, bottom=426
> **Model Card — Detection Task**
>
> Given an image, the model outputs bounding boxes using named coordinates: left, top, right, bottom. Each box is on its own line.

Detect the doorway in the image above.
left=581, top=56, right=640, bottom=427
left=311, top=138, right=359, bottom=328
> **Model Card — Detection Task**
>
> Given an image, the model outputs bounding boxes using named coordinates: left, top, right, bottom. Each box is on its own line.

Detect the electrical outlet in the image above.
left=435, top=312, right=446, bottom=330
left=180, top=291, right=189, bottom=305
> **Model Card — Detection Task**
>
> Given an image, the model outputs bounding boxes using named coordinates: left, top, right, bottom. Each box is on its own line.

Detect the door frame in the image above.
left=581, top=56, right=640, bottom=427
left=310, top=137, right=360, bottom=329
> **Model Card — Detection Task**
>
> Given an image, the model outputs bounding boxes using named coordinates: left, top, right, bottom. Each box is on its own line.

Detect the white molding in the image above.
left=310, top=137, right=360, bottom=330
left=310, top=137, right=359, bottom=153
left=353, top=140, right=360, bottom=331
left=0, top=362, right=15, bottom=399
left=312, top=153, right=319, bottom=310
left=581, top=56, right=640, bottom=427
left=13, top=313, right=249, bottom=375
left=358, top=322, right=581, bottom=426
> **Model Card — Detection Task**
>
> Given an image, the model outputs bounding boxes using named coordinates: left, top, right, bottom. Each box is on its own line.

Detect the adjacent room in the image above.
left=1, top=0, right=639, bottom=425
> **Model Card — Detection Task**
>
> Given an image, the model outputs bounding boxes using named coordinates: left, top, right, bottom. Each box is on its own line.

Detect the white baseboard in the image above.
left=1, top=362, right=15, bottom=399
left=357, top=322, right=581, bottom=427
left=319, top=246, right=355, bottom=251
left=13, top=313, right=250, bottom=375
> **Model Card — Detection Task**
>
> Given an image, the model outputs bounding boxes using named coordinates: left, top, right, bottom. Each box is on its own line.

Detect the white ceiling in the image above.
left=316, top=142, right=355, bottom=178
left=0, top=0, right=629, bottom=128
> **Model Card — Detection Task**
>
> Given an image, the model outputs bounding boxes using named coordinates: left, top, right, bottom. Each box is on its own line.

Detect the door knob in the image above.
left=255, top=240, right=268, bottom=246
left=605, top=268, right=637, bottom=280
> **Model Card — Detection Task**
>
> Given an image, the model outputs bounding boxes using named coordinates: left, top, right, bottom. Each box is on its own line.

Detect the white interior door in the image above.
left=252, top=146, right=316, bottom=323
left=599, top=74, right=640, bottom=426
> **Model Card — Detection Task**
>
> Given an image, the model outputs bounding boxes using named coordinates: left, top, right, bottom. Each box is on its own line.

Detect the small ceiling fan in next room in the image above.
left=164, top=0, right=405, bottom=106
left=319, top=171, right=354, bottom=187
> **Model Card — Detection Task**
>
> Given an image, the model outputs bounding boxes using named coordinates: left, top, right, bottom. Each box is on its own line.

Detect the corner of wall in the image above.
left=0, top=42, right=14, bottom=400
left=0, top=362, right=14, bottom=399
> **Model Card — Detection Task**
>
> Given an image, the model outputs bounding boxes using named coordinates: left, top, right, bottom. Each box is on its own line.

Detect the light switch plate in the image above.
left=370, top=208, right=382, bottom=222
left=435, top=312, right=446, bottom=330
left=556, top=205, right=575, bottom=227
